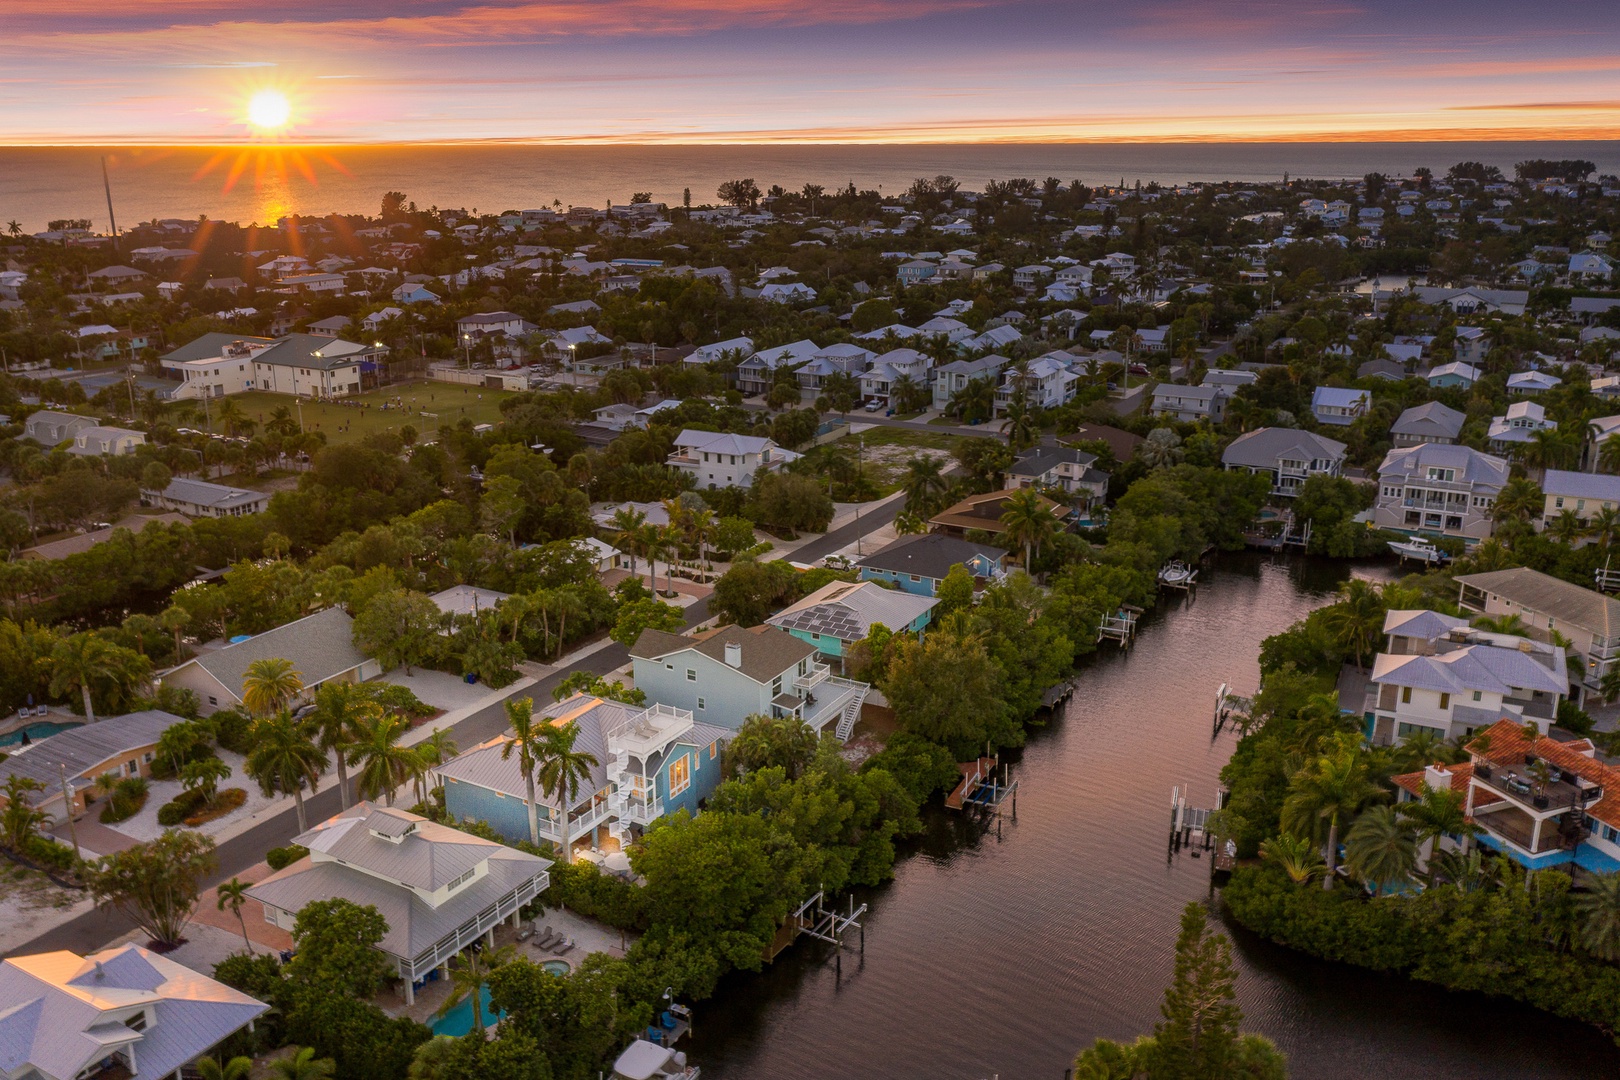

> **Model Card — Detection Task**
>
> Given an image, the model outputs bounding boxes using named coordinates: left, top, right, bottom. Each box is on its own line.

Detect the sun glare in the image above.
left=247, top=89, right=292, bottom=131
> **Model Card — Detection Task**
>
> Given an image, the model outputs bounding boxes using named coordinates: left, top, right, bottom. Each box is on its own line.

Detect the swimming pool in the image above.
left=0, top=721, right=82, bottom=748
left=429, top=963, right=568, bottom=1036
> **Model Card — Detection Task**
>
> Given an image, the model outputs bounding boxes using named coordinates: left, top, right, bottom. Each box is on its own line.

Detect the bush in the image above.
left=23, top=834, right=76, bottom=870
left=183, top=787, right=246, bottom=826
left=157, top=787, right=207, bottom=826
left=267, top=844, right=308, bottom=871
left=99, top=778, right=149, bottom=824
left=545, top=860, right=646, bottom=930
left=156, top=802, right=187, bottom=826
left=214, top=951, right=285, bottom=998
left=212, top=708, right=256, bottom=754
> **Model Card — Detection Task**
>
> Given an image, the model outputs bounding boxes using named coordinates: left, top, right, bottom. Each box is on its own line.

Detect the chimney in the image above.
left=724, top=641, right=742, bottom=668
left=1424, top=763, right=1451, bottom=791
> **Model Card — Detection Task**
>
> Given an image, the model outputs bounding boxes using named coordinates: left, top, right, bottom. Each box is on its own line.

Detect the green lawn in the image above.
left=171, top=380, right=519, bottom=446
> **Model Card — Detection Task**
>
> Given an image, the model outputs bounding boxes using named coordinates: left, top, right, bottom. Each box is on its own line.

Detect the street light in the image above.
left=462, top=333, right=472, bottom=368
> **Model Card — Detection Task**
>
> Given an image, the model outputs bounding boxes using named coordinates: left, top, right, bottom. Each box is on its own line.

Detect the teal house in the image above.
left=435, top=694, right=730, bottom=856
left=855, top=533, right=1008, bottom=597
left=766, top=579, right=938, bottom=669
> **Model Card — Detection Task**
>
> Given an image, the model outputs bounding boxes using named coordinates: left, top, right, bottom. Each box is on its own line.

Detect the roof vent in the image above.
left=724, top=641, right=742, bottom=668
left=93, top=961, right=105, bottom=981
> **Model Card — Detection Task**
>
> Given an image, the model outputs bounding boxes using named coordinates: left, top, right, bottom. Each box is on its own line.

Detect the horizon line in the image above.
left=4, top=131, right=1619, bottom=150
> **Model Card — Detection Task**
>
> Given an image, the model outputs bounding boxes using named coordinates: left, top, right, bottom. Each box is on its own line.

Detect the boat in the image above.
left=1387, top=536, right=1449, bottom=564
left=1158, top=560, right=1198, bottom=588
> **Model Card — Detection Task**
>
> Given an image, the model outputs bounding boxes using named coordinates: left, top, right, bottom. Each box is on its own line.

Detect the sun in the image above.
left=247, top=89, right=292, bottom=132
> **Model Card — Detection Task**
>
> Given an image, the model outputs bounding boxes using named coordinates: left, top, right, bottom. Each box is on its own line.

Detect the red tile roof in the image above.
left=1391, top=761, right=1474, bottom=798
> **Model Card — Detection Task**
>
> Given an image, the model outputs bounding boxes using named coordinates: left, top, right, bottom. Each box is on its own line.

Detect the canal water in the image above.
left=688, top=554, right=1620, bottom=1079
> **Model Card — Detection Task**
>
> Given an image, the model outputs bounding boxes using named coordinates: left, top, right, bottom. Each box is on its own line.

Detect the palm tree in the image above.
left=501, top=697, right=546, bottom=845
left=241, top=657, right=304, bottom=716
left=608, top=507, right=648, bottom=579
left=537, top=719, right=599, bottom=862
left=1281, top=736, right=1383, bottom=889
left=1398, top=785, right=1480, bottom=885
left=999, top=488, right=1057, bottom=569
left=1589, top=506, right=1620, bottom=549
left=1574, top=872, right=1620, bottom=960
left=901, top=455, right=948, bottom=515
left=216, top=877, right=254, bottom=955
left=1319, top=578, right=1386, bottom=669
left=195, top=1056, right=254, bottom=1080
left=1138, top=428, right=1183, bottom=470
left=639, top=522, right=662, bottom=594
left=158, top=605, right=191, bottom=661
left=1472, top=613, right=1530, bottom=636
left=6, top=220, right=20, bottom=239
left=1521, top=427, right=1579, bottom=475
left=1492, top=477, right=1544, bottom=524
left=413, top=727, right=459, bottom=806
left=49, top=633, right=134, bottom=724
left=350, top=713, right=417, bottom=807
left=308, top=681, right=375, bottom=809
left=1548, top=508, right=1586, bottom=546
left=946, top=377, right=994, bottom=423
left=1260, top=833, right=1326, bottom=885
left=549, top=584, right=588, bottom=660
left=269, top=1047, right=337, bottom=1080
left=243, top=710, right=328, bottom=833
left=439, top=945, right=516, bottom=1035
left=999, top=395, right=1039, bottom=451
left=1428, top=848, right=1498, bottom=893
left=1600, top=435, right=1620, bottom=476
left=658, top=524, right=683, bottom=597
left=1344, top=804, right=1417, bottom=895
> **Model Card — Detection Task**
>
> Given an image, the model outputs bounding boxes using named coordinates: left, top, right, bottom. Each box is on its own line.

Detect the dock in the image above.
left=1212, top=682, right=1254, bottom=736
left=763, top=890, right=867, bottom=976
left=1040, top=680, right=1076, bottom=710
left=1097, top=604, right=1142, bottom=648
left=945, top=756, right=999, bottom=810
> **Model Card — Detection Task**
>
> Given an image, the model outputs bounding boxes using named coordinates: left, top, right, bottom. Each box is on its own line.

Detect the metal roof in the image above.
left=1391, top=402, right=1466, bottom=439
left=1457, top=567, right=1620, bottom=639
left=0, top=711, right=182, bottom=800
left=767, top=580, right=938, bottom=642
left=437, top=695, right=622, bottom=807
left=1221, top=427, right=1347, bottom=469
left=148, top=477, right=268, bottom=511
left=0, top=945, right=266, bottom=1080
left=160, top=332, right=274, bottom=363
left=1377, top=443, right=1509, bottom=487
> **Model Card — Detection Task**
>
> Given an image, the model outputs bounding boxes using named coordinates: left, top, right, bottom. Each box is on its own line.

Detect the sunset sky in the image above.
left=7, top=0, right=1620, bottom=144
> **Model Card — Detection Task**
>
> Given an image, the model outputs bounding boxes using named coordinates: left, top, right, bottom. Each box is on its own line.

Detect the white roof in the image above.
left=673, top=428, right=774, bottom=456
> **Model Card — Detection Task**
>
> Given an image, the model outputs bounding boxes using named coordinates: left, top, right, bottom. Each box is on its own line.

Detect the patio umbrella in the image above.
left=604, top=851, right=631, bottom=874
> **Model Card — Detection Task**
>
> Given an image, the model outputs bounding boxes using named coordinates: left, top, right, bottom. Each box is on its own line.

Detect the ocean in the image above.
left=2, top=141, right=1617, bottom=234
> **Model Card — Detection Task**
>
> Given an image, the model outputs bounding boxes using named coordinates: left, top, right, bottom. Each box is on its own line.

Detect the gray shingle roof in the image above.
left=1541, top=469, right=1620, bottom=503
left=1222, top=427, right=1347, bottom=469
left=630, top=623, right=816, bottom=685
left=1392, top=402, right=1466, bottom=440
left=0, top=945, right=266, bottom=1080
left=175, top=606, right=368, bottom=702
left=1007, top=445, right=1098, bottom=478
left=1377, top=443, right=1509, bottom=487
left=0, top=711, right=182, bottom=800
left=855, top=533, right=1007, bottom=582
left=160, top=332, right=274, bottom=363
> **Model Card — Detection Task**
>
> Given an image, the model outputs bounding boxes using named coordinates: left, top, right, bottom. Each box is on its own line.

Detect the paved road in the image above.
left=12, top=498, right=906, bottom=958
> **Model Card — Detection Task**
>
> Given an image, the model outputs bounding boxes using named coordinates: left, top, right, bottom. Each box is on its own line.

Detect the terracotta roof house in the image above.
left=928, top=488, right=1069, bottom=541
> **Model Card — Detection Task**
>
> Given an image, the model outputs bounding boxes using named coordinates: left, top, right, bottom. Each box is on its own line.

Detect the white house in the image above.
left=1310, top=387, right=1369, bottom=427
left=1373, top=443, right=1509, bottom=542
left=1221, top=428, right=1346, bottom=496
left=993, top=355, right=1078, bottom=414
left=667, top=429, right=792, bottom=489
left=1486, top=400, right=1555, bottom=453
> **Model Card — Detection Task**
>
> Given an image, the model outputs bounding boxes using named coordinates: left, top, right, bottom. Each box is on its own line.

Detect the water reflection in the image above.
left=687, top=555, right=1620, bottom=1079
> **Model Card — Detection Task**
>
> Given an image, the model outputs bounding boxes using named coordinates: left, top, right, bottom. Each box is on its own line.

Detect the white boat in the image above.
left=1387, top=536, right=1449, bottom=564
left=1158, top=559, right=1198, bottom=587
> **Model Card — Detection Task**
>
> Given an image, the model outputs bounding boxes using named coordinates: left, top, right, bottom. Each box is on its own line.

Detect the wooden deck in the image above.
left=945, top=757, right=999, bottom=810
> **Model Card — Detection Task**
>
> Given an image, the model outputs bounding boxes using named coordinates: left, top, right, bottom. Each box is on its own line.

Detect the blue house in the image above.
left=1427, top=361, right=1481, bottom=389
left=435, top=694, right=730, bottom=855
left=855, top=533, right=1008, bottom=597
left=766, top=580, right=937, bottom=669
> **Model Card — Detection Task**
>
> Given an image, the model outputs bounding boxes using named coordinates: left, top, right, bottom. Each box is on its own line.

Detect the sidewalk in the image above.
left=769, top=491, right=907, bottom=565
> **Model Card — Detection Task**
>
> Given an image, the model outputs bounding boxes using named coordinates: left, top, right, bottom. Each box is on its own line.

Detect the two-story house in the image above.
left=1457, top=566, right=1620, bottom=703
left=734, top=338, right=817, bottom=396
left=1309, top=387, right=1369, bottom=427
left=992, top=355, right=1078, bottom=415
left=794, top=343, right=875, bottom=391
left=1391, top=402, right=1466, bottom=447
left=932, top=354, right=1009, bottom=411
left=1364, top=609, right=1567, bottom=745
left=1486, top=400, right=1556, bottom=454
left=767, top=580, right=937, bottom=671
left=1537, top=470, right=1620, bottom=540
left=1005, top=446, right=1110, bottom=510
left=855, top=534, right=1009, bottom=597
left=1372, top=443, right=1508, bottom=542
left=1152, top=383, right=1227, bottom=424
left=68, top=425, right=146, bottom=456
left=248, top=804, right=549, bottom=1005
left=860, top=348, right=934, bottom=406
left=159, top=333, right=275, bottom=399
left=438, top=693, right=730, bottom=852
left=666, top=430, right=793, bottom=489
left=630, top=623, right=870, bottom=740
left=23, top=410, right=99, bottom=447
left=1507, top=370, right=1562, bottom=396
left=1221, top=428, right=1346, bottom=497
left=0, top=946, right=267, bottom=1080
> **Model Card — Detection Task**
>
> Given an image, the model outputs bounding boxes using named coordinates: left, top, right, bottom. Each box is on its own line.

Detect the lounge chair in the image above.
left=516, top=923, right=534, bottom=942
left=553, top=937, right=577, bottom=956
left=533, top=930, right=561, bottom=951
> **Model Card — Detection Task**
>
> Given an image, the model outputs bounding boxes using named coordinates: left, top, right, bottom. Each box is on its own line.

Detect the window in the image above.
left=697, top=697, right=706, bottom=711
left=1472, top=690, right=1482, bottom=702
left=1401, top=686, right=1412, bottom=704
left=772, top=676, right=782, bottom=695
left=126, top=760, right=139, bottom=775
left=142, top=752, right=154, bottom=764
left=686, top=668, right=696, bottom=682
left=669, top=754, right=691, bottom=796
left=208, top=696, right=218, bottom=706
left=125, top=1011, right=148, bottom=1032
left=1439, top=692, right=1450, bottom=709
left=910, top=574, right=921, bottom=582
left=709, top=741, right=718, bottom=759
left=447, top=867, right=476, bottom=891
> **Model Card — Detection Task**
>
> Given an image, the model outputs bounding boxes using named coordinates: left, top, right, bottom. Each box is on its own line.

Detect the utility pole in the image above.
left=59, top=764, right=81, bottom=862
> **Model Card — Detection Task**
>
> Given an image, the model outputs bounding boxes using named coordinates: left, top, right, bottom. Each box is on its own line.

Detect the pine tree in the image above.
left=1149, top=902, right=1243, bottom=1077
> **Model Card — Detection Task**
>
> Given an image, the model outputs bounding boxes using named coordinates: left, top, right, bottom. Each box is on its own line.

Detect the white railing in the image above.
left=405, top=869, right=548, bottom=981
left=795, top=663, right=831, bottom=691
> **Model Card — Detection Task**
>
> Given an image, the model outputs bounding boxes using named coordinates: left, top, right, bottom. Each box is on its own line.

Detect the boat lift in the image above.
left=790, top=890, right=867, bottom=979
left=1212, top=682, right=1254, bottom=736
left=1097, top=604, right=1142, bottom=648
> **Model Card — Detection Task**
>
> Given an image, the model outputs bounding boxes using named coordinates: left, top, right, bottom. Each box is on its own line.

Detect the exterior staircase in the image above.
left=829, top=678, right=869, bottom=741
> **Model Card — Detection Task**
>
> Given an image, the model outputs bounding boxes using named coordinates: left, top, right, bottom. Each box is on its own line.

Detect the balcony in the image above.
left=1474, top=804, right=1581, bottom=855
left=795, top=662, right=831, bottom=691
left=1473, top=760, right=1599, bottom=812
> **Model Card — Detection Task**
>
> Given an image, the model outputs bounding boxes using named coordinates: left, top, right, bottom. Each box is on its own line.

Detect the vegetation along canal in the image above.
left=688, top=553, right=1620, bottom=1079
